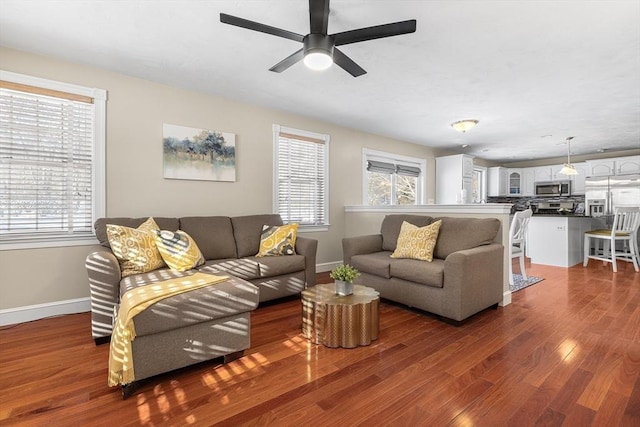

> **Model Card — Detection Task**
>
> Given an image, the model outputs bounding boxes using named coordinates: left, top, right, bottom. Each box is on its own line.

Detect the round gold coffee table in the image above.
left=301, top=283, right=379, bottom=348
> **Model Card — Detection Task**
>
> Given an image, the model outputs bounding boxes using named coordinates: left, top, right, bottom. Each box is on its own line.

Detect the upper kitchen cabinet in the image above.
left=551, top=164, right=566, bottom=181
left=522, top=168, right=536, bottom=196
left=488, top=166, right=508, bottom=197
left=585, top=155, right=640, bottom=177
left=507, top=169, right=522, bottom=195
left=436, top=154, right=475, bottom=204
left=570, top=162, right=587, bottom=195
left=534, top=166, right=553, bottom=182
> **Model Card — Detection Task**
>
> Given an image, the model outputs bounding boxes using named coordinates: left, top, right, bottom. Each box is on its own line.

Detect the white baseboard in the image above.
left=0, top=297, right=90, bottom=326
left=500, top=290, right=512, bottom=307
left=316, top=261, right=343, bottom=273
left=0, top=264, right=343, bottom=326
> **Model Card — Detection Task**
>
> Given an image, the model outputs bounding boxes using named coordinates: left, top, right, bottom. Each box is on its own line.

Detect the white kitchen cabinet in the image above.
left=534, top=166, right=553, bottom=182
left=488, top=167, right=508, bottom=197
left=616, top=156, right=640, bottom=175
left=435, top=154, right=475, bottom=204
left=462, top=155, right=474, bottom=178
left=585, top=156, right=640, bottom=177
left=527, top=216, right=594, bottom=267
left=570, top=162, right=587, bottom=195
left=586, top=159, right=616, bottom=177
left=551, top=164, right=565, bottom=180
left=507, top=169, right=522, bottom=195
left=522, top=168, right=536, bottom=196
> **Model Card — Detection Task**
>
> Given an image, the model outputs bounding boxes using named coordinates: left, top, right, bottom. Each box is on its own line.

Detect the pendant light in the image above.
left=559, top=136, right=578, bottom=176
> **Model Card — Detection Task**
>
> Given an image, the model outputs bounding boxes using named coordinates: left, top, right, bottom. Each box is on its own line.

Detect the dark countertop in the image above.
left=531, top=213, right=592, bottom=217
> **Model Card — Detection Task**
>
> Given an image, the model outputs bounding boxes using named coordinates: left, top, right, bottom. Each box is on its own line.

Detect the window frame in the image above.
left=272, top=124, right=330, bottom=232
left=0, top=70, right=107, bottom=250
left=362, top=148, right=426, bottom=205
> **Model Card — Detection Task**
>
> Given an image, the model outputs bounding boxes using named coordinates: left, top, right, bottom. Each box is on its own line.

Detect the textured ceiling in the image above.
left=1, top=0, right=639, bottom=162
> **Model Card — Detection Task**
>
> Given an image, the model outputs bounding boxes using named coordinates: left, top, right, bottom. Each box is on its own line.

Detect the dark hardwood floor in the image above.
left=1, top=261, right=639, bottom=426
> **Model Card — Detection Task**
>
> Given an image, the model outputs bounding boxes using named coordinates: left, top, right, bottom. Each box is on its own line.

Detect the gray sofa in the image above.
left=343, top=214, right=503, bottom=323
left=86, top=214, right=317, bottom=393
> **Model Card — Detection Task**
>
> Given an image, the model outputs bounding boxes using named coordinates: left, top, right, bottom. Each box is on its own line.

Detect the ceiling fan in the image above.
left=220, top=0, right=417, bottom=77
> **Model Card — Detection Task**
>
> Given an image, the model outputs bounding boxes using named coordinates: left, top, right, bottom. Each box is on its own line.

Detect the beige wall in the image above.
left=0, top=47, right=440, bottom=310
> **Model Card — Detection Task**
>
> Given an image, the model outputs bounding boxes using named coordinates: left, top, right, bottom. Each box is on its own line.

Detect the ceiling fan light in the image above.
left=559, top=163, right=578, bottom=176
left=451, top=119, right=479, bottom=133
left=304, top=51, right=333, bottom=70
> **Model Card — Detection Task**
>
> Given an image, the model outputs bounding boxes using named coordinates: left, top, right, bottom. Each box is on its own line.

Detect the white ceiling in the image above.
left=1, top=0, right=639, bottom=163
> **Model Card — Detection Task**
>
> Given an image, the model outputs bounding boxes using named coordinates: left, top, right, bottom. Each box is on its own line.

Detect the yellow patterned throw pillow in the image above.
left=106, top=217, right=166, bottom=277
left=390, top=220, right=442, bottom=262
left=256, top=223, right=298, bottom=257
left=154, top=230, right=205, bottom=272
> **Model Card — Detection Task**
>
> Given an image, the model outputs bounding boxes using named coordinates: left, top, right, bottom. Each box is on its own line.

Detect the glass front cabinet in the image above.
left=508, top=169, right=522, bottom=195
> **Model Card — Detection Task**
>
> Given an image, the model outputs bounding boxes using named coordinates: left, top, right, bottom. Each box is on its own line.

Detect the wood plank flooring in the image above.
left=1, top=261, right=639, bottom=426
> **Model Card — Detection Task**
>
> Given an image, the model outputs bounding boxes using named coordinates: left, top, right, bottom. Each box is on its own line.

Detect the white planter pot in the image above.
left=335, top=280, right=353, bottom=296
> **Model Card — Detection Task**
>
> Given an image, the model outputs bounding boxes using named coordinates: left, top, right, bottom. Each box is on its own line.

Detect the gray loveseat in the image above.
left=343, top=214, right=503, bottom=323
left=86, top=214, right=317, bottom=392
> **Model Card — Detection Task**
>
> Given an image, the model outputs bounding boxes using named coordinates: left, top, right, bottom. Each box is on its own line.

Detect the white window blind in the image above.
left=273, top=125, right=329, bottom=229
left=0, top=73, right=106, bottom=248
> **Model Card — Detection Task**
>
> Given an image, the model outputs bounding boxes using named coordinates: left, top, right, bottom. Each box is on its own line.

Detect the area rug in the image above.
left=510, top=274, right=544, bottom=292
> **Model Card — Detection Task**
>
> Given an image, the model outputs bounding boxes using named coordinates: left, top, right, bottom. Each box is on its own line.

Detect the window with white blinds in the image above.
left=273, top=125, right=329, bottom=230
left=363, top=148, right=426, bottom=205
left=0, top=71, right=106, bottom=249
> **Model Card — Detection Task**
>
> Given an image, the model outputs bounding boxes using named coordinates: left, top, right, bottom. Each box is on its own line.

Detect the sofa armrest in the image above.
left=295, top=236, right=318, bottom=287
left=442, top=243, right=504, bottom=321
left=86, top=245, right=121, bottom=344
left=342, top=234, right=383, bottom=265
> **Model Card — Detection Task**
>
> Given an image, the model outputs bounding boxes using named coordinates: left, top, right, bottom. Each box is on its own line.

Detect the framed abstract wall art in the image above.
left=163, top=123, right=236, bottom=182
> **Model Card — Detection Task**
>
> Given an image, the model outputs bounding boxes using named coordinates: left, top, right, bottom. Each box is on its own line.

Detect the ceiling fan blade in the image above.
left=220, top=13, right=304, bottom=43
left=269, top=49, right=305, bottom=73
left=332, top=20, right=417, bottom=46
left=309, top=0, right=330, bottom=34
left=333, top=48, right=366, bottom=77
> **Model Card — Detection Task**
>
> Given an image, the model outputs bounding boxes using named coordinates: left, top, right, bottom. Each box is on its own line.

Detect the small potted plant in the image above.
left=330, top=264, right=360, bottom=296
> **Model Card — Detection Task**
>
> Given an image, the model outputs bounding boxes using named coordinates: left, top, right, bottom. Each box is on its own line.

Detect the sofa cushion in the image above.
left=251, top=254, right=306, bottom=277
left=256, top=223, right=298, bottom=257
left=232, top=214, right=283, bottom=258
left=197, top=258, right=260, bottom=280
left=106, top=217, right=166, bottom=278
left=390, top=258, right=445, bottom=288
left=179, top=216, right=237, bottom=260
left=433, top=217, right=501, bottom=259
left=350, top=251, right=393, bottom=279
left=390, top=220, right=442, bottom=262
left=120, top=271, right=259, bottom=337
left=381, top=215, right=433, bottom=251
left=95, top=217, right=179, bottom=248
left=154, top=230, right=205, bottom=272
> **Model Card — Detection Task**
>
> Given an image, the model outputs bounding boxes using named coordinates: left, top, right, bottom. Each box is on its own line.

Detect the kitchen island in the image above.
left=527, top=215, right=595, bottom=267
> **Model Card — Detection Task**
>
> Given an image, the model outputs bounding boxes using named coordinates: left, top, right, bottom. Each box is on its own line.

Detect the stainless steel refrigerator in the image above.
left=585, top=174, right=640, bottom=227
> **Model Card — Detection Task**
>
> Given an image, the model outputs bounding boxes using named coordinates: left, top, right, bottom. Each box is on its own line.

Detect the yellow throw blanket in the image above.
left=108, top=272, right=228, bottom=387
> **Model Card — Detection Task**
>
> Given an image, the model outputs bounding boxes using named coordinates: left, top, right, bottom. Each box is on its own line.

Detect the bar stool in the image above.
left=583, top=206, right=640, bottom=272
left=509, top=209, right=533, bottom=286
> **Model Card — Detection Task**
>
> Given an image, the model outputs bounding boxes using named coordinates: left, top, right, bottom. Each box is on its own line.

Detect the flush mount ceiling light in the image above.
left=451, top=119, right=479, bottom=133
left=559, top=136, right=579, bottom=176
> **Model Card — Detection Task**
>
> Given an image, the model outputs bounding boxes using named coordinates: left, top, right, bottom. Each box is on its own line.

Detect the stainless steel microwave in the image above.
left=535, top=181, right=571, bottom=196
